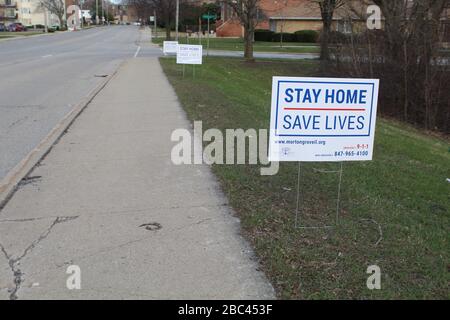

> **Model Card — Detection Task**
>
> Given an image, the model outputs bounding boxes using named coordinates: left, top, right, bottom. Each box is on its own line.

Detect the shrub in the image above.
left=354, top=29, right=386, bottom=44
left=254, top=29, right=274, bottom=42
left=294, top=30, right=319, bottom=43
left=271, top=32, right=296, bottom=42
left=326, top=31, right=348, bottom=44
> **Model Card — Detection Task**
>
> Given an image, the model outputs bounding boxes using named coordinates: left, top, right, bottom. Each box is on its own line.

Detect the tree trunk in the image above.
left=320, top=18, right=332, bottom=61
left=165, top=24, right=171, bottom=40
left=58, top=14, right=65, bottom=30
left=165, top=12, right=171, bottom=40
left=244, top=27, right=254, bottom=62
left=280, top=23, right=283, bottom=48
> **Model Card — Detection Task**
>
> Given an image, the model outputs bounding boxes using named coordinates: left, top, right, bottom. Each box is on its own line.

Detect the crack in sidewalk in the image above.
left=0, top=215, right=78, bottom=300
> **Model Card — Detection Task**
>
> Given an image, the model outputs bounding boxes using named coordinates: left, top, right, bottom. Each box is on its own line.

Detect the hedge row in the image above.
left=254, top=29, right=319, bottom=43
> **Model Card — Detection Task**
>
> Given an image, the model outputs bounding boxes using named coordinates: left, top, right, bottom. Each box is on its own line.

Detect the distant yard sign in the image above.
left=163, top=41, right=178, bottom=55
left=269, top=77, right=379, bottom=162
left=176, top=44, right=203, bottom=65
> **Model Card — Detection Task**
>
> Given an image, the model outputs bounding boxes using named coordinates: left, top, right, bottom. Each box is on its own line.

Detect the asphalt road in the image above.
left=0, top=26, right=159, bottom=181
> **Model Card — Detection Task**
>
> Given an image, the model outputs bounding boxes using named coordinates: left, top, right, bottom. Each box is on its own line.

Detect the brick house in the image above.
left=216, top=0, right=366, bottom=37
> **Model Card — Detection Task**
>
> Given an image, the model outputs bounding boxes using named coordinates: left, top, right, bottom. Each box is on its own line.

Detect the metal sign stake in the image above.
left=295, top=162, right=344, bottom=229
left=294, top=162, right=302, bottom=229
left=335, top=162, right=344, bottom=226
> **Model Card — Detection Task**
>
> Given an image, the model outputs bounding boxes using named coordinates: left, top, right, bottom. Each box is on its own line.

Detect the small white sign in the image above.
left=150, top=16, right=155, bottom=22
left=176, top=44, right=203, bottom=65
left=269, top=77, right=379, bottom=162
left=163, top=41, right=178, bottom=55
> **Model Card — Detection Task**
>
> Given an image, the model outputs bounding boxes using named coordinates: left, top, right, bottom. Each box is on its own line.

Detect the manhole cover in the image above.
left=139, top=222, right=162, bottom=231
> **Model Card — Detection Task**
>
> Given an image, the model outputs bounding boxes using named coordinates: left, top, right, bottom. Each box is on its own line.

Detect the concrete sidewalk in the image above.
left=0, top=57, right=274, bottom=299
left=206, top=50, right=318, bottom=60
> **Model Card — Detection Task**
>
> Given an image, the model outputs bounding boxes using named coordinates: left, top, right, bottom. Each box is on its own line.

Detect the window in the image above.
left=269, top=20, right=276, bottom=32
left=5, top=8, right=15, bottom=17
left=337, top=19, right=352, bottom=34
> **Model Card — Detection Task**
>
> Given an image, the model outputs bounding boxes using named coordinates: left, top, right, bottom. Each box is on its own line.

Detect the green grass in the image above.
left=159, top=57, right=450, bottom=299
left=152, top=37, right=320, bottom=54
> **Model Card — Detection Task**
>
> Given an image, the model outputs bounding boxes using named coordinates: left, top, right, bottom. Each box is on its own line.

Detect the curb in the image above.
left=0, top=32, right=52, bottom=42
left=0, top=26, right=105, bottom=42
left=0, top=61, right=125, bottom=210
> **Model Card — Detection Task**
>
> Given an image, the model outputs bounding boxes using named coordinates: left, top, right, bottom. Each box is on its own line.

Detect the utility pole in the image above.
left=80, top=0, right=84, bottom=29
left=101, top=0, right=104, bottom=24
left=175, top=0, right=179, bottom=40
left=63, top=0, right=67, bottom=29
left=153, top=9, right=157, bottom=38
left=44, top=7, right=48, bottom=33
left=96, top=0, right=99, bottom=25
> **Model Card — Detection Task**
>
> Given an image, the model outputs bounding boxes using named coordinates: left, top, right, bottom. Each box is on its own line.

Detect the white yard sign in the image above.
left=176, top=44, right=203, bottom=65
left=269, top=77, right=379, bottom=162
left=163, top=41, right=178, bottom=55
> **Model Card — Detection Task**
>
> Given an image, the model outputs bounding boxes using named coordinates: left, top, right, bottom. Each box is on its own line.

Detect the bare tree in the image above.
left=127, top=0, right=154, bottom=25
left=39, top=0, right=65, bottom=29
left=372, top=0, right=448, bottom=60
left=274, top=0, right=289, bottom=48
left=328, top=0, right=450, bottom=133
left=371, top=0, right=448, bottom=127
left=223, top=0, right=261, bottom=61
left=127, top=0, right=177, bottom=40
left=311, top=0, right=347, bottom=61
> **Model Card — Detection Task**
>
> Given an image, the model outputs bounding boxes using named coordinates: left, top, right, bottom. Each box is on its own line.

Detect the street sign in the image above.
left=269, top=77, right=379, bottom=162
left=202, top=14, right=217, bottom=20
left=150, top=16, right=155, bottom=22
left=176, top=44, right=203, bottom=65
left=163, top=41, right=178, bottom=55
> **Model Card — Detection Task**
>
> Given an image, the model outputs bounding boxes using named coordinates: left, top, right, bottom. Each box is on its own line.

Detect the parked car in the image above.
left=0, top=23, right=6, bottom=32
left=8, top=23, right=27, bottom=32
